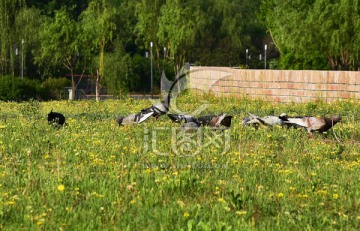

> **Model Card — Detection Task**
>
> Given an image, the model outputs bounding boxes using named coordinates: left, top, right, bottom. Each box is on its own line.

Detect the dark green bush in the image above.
left=0, top=76, right=50, bottom=101
left=42, top=77, right=71, bottom=100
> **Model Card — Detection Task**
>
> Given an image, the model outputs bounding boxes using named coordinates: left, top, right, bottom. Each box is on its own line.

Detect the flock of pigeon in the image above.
left=112, top=96, right=342, bottom=135
left=47, top=96, right=342, bottom=136
left=114, top=96, right=232, bottom=131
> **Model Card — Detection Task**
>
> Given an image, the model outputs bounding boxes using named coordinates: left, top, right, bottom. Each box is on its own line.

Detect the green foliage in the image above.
left=41, top=77, right=71, bottom=100
left=0, top=76, right=49, bottom=101
left=103, top=45, right=132, bottom=97
left=279, top=51, right=329, bottom=70
left=34, top=7, right=78, bottom=74
left=261, top=0, right=360, bottom=70
left=80, top=0, right=117, bottom=77
left=157, top=0, right=200, bottom=70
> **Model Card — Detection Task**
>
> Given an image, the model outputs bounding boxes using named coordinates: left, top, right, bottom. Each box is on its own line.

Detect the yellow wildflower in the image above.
left=57, top=185, right=65, bottom=192
left=236, top=210, right=247, bottom=216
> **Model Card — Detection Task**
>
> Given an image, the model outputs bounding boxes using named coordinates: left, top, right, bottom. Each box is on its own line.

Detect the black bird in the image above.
left=47, top=109, right=66, bottom=126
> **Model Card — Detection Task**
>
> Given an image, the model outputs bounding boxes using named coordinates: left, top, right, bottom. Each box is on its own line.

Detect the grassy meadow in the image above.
left=1, top=94, right=360, bottom=230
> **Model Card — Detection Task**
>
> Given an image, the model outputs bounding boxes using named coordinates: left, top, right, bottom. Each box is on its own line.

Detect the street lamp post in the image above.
left=150, top=41, right=153, bottom=98
left=264, top=44, right=267, bottom=69
left=21, top=39, right=24, bottom=79
left=163, top=47, right=166, bottom=71
left=246, top=49, right=248, bottom=67
left=15, top=48, right=18, bottom=77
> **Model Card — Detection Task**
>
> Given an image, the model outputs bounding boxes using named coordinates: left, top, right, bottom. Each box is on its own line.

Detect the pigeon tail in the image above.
left=220, top=115, right=233, bottom=127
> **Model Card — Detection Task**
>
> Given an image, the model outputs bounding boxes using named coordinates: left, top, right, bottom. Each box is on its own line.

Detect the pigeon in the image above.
left=116, top=111, right=153, bottom=126
left=47, top=109, right=66, bottom=126
left=168, top=114, right=198, bottom=123
left=140, top=94, right=171, bottom=119
left=283, top=115, right=342, bottom=133
left=197, top=113, right=233, bottom=128
left=244, top=113, right=288, bottom=127
left=180, top=121, right=201, bottom=132
left=241, top=116, right=252, bottom=126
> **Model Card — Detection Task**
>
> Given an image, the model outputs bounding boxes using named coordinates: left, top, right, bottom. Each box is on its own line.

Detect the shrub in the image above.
left=0, top=76, right=49, bottom=101
left=42, top=77, right=71, bottom=100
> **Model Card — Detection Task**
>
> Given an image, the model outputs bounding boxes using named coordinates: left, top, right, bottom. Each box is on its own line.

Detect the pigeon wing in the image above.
left=168, top=114, right=182, bottom=123
left=308, top=117, right=327, bottom=131
left=136, top=111, right=154, bottom=124
left=284, top=117, right=308, bottom=127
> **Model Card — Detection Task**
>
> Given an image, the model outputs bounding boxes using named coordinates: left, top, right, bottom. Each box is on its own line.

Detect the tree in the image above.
left=261, top=0, right=360, bottom=70
left=80, top=0, right=116, bottom=101
left=15, top=7, right=44, bottom=78
left=157, top=0, right=201, bottom=73
left=35, top=7, right=83, bottom=99
left=0, top=0, right=26, bottom=76
left=135, top=0, right=164, bottom=49
left=187, top=0, right=264, bottom=67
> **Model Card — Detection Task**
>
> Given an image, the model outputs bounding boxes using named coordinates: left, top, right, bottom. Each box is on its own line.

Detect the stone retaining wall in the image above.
left=189, top=66, right=360, bottom=102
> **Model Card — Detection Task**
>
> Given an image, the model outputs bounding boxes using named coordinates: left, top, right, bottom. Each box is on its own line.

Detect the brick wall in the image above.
left=189, top=66, right=360, bottom=103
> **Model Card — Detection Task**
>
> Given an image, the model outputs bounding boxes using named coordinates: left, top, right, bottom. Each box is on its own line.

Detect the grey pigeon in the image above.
left=180, top=121, right=201, bottom=132
left=140, top=95, right=171, bottom=119
left=168, top=114, right=198, bottom=123
left=116, top=111, right=153, bottom=126
left=244, top=113, right=288, bottom=126
left=283, top=115, right=342, bottom=133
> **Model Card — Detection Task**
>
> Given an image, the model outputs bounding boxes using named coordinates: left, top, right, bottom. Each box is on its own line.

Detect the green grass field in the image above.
left=1, top=94, right=360, bottom=230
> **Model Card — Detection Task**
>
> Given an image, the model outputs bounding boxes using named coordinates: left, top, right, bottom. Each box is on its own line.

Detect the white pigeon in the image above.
left=116, top=112, right=154, bottom=126
left=245, top=113, right=288, bottom=126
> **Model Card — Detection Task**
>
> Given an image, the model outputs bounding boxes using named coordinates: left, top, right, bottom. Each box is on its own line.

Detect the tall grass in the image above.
left=0, top=94, right=360, bottom=230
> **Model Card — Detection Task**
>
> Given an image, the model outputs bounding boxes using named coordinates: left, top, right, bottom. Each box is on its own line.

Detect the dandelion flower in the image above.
left=57, top=185, right=65, bottom=192
left=333, top=193, right=339, bottom=199
left=236, top=210, right=247, bottom=216
left=183, top=212, right=190, bottom=218
left=177, top=200, right=185, bottom=208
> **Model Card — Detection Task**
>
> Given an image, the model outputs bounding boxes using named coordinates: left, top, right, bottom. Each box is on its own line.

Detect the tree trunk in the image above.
left=71, top=68, right=75, bottom=100
left=96, top=69, right=100, bottom=102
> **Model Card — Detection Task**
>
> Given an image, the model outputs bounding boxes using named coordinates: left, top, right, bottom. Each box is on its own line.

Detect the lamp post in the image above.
left=163, top=46, right=166, bottom=71
left=264, top=44, right=267, bottom=69
left=246, top=49, right=248, bottom=67
left=15, top=48, right=18, bottom=77
left=21, top=39, right=24, bottom=79
left=150, top=41, right=153, bottom=98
